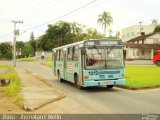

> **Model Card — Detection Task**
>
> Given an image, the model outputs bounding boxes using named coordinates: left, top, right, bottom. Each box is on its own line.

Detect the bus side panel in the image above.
left=66, top=47, right=81, bottom=84
left=66, top=61, right=74, bottom=83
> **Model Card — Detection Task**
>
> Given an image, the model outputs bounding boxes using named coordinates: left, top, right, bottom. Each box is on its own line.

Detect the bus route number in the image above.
left=88, top=71, right=98, bottom=75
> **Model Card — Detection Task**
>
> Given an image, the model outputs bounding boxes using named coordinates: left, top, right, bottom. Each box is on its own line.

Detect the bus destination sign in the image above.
left=84, top=40, right=120, bottom=46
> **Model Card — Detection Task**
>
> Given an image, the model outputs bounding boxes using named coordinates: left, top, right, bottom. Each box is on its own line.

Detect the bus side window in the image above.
left=73, top=46, right=78, bottom=61
left=59, top=50, right=61, bottom=61
left=60, top=50, right=64, bottom=61
left=68, top=47, right=72, bottom=61
left=56, top=50, right=59, bottom=61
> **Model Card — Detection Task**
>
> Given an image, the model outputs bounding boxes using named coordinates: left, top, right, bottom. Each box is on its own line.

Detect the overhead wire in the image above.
left=63, top=0, right=106, bottom=23
left=20, top=0, right=51, bottom=19
left=23, top=0, right=60, bottom=20
left=0, top=0, right=57, bottom=39
left=1, top=0, right=99, bottom=39
left=26, top=0, right=98, bottom=31
left=0, top=32, right=13, bottom=39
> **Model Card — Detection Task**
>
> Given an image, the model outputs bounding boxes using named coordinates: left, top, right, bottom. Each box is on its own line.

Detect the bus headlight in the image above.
left=119, top=74, right=124, bottom=78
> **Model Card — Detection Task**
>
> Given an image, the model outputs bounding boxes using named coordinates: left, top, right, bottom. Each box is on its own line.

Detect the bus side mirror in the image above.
left=81, top=47, right=85, bottom=55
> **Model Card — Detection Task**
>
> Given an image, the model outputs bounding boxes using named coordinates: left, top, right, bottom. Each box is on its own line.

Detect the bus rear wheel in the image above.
left=107, top=85, right=114, bottom=89
left=156, top=61, right=160, bottom=67
left=57, top=71, right=63, bottom=82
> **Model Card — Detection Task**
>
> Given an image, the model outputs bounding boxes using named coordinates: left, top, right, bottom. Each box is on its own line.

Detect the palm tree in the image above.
left=108, top=29, right=113, bottom=37
left=151, top=19, right=158, bottom=25
left=97, top=11, right=113, bottom=36
left=115, top=31, right=121, bottom=38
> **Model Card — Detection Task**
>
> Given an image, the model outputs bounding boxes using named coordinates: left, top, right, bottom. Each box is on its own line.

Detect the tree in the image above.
left=108, top=29, right=113, bottom=37
left=153, top=25, right=160, bottom=33
left=29, top=31, right=36, bottom=55
left=115, top=31, right=121, bottom=38
left=151, top=19, right=159, bottom=25
left=21, top=43, right=34, bottom=57
left=37, top=21, right=85, bottom=50
left=16, top=41, right=25, bottom=58
left=97, top=11, right=113, bottom=36
left=70, top=22, right=84, bottom=42
left=30, top=31, right=35, bottom=41
left=36, top=20, right=105, bottom=51
left=83, top=28, right=104, bottom=40
left=0, top=42, right=12, bottom=60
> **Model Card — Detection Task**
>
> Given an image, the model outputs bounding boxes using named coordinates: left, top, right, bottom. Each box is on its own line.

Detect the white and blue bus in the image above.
left=52, top=39, right=125, bottom=89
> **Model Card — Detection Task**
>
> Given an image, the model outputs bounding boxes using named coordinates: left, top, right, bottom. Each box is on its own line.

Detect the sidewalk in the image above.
left=16, top=68, right=65, bottom=111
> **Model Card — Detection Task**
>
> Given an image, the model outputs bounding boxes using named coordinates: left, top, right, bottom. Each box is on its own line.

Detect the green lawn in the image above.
left=0, top=64, right=9, bottom=69
left=41, top=57, right=52, bottom=68
left=41, top=62, right=52, bottom=68
left=40, top=61, right=160, bottom=89
left=0, top=65, right=23, bottom=106
left=18, top=57, right=35, bottom=61
left=46, top=57, right=52, bottom=62
left=124, top=66, right=160, bottom=89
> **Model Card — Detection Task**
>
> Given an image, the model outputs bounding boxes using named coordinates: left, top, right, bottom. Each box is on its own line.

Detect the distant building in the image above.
left=122, top=25, right=155, bottom=42
left=125, top=32, right=160, bottom=60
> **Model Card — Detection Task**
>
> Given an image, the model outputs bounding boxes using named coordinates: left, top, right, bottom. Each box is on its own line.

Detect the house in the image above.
left=122, top=25, right=155, bottom=42
left=125, top=32, right=160, bottom=60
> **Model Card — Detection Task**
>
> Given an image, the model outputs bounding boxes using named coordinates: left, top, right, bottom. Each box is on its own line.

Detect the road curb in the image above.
left=117, top=85, right=160, bottom=90
left=17, top=69, right=66, bottom=111
left=24, top=69, right=66, bottom=97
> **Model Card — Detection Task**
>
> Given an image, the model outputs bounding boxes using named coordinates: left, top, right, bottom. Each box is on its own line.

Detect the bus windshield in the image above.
left=85, top=46, right=124, bottom=69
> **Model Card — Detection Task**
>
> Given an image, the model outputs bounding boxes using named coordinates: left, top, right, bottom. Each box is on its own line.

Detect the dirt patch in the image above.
left=0, top=92, right=25, bottom=113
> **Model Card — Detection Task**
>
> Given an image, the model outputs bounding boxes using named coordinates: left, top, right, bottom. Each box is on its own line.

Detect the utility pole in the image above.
left=12, top=20, right=23, bottom=67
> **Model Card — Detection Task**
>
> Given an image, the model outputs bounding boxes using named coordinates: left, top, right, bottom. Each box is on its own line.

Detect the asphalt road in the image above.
left=10, top=61, right=160, bottom=113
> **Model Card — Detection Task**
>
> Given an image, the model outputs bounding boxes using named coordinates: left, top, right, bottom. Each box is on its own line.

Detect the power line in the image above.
left=26, top=0, right=98, bottom=31
left=0, top=32, right=13, bottom=39
left=63, top=0, right=106, bottom=23
left=22, top=0, right=59, bottom=20
left=1, top=0, right=98, bottom=38
left=24, top=0, right=62, bottom=20
left=20, top=0, right=49, bottom=19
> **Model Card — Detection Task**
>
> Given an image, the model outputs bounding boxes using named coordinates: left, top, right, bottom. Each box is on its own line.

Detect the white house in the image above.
left=125, top=32, right=160, bottom=60
left=122, top=25, right=155, bottom=42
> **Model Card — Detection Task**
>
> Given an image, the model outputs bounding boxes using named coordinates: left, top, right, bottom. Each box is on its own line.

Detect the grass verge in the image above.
left=18, top=57, right=35, bottom=61
left=41, top=57, right=52, bottom=68
left=0, top=65, right=23, bottom=107
left=41, top=62, right=52, bottom=68
left=123, top=66, right=160, bottom=89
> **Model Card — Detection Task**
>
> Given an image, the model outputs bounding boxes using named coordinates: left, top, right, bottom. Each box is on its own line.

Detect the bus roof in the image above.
left=52, top=40, right=85, bottom=51
left=52, top=38, right=122, bottom=51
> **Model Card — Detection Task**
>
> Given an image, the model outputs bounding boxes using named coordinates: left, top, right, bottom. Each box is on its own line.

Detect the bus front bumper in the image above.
left=82, top=79, right=125, bottom=87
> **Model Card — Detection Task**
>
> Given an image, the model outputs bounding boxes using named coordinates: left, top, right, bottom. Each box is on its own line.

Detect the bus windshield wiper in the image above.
left=93, top=45, right=101, bottom=55
left=107, top=45, right=115, bottom=54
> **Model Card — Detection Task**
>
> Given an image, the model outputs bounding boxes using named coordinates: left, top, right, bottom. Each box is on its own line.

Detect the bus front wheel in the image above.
left=156, top=61, right=160, bottom=67
left=107, top=85, right=114, bottom=89
left=74, top=75, right=83, bottom=89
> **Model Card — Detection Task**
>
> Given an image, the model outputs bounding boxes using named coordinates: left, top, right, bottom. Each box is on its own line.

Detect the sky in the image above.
left=0, top=0, right=160, bottom=43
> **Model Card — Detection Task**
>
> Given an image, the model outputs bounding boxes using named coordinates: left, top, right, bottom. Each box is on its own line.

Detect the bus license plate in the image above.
left=104, top=81, right=111, bottom=84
